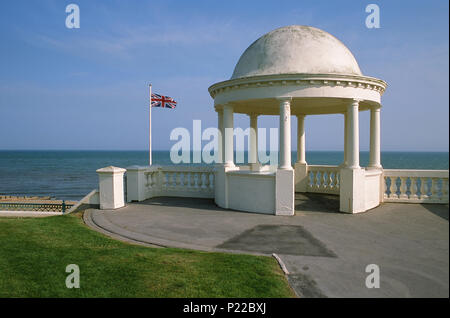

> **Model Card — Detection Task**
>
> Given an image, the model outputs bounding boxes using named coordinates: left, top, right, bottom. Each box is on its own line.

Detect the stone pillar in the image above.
left=126, top=166, right=147, bottom=202
left=276, top=97, right=294, bottom=216
left=368, top=107, right=382, bottom=169
left=217, top=109, right=224, bottom=164
left=278, top=97, right=292, bottom=170
left=346, top=99, right=360, bottom=169
left=296, top=114, right=306, bottom=164
left=249, top=113, right=259, bottom=170
left=223, top=104, right=234, bottom=167
left=294, top=114, right=308, bottom=192
left=343, top=111, right=348, bottom=167
left=96, top=166, right=126, bottom=210
left=340, top=99, right=366, bottom=214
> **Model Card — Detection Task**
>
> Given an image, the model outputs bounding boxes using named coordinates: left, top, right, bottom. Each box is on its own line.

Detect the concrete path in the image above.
left=85, top=194, right=449, bottom=298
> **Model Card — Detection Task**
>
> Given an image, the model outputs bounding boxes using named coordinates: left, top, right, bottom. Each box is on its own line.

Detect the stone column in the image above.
left=346, top=99, right=360, bottom=169
left=278, top=97, right=292, bottom=170
left=217, top=109, right=224, bottom=164
left=343, top=111, right=348, bottom=167
left=96, top=166, right=126, bottom=209
left=296, top=114, right=306, bottom=164
left=294, top=114, right=308, bottom=192
left=249, top=113, right=259, bottom=169
left=223, top=104, right=234, bottom=167
left=276, top=97, right=294, bottom=216
left=340, top=99, right=367, bottom=214
left=368, top=107, right=382, bottom=169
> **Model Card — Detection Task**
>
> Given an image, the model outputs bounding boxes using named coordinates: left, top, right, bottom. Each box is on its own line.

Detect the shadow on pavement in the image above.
left=134, top=197, right=222, bottom=211
left=420, top=203, right=449, bottom=221
left=295, top=193, right=340, bottom=213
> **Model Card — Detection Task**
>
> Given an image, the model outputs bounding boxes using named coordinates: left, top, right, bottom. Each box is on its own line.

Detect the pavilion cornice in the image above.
left=208, top=73, right=387, bottom=99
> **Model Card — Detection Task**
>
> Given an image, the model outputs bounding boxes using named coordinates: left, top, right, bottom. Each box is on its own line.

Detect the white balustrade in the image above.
left=383, top=169, right=449, bottom=203
left=129, top=164, right=449, bottom=207
left=306, top=165, right=340, bottom=195
left=140, top=165, right=215, bottom=200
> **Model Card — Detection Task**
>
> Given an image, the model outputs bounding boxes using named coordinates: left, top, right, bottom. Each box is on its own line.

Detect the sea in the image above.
left=0, top=150, right=448, bottom=201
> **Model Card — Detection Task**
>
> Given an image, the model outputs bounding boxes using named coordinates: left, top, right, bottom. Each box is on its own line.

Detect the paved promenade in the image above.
left=85, top=194, right=449, bottom=298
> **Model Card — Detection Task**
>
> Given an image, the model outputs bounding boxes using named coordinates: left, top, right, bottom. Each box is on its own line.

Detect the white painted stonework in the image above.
left=96, top=166, right=126, bottom=210
left=97, top=25, right=448, bottom=214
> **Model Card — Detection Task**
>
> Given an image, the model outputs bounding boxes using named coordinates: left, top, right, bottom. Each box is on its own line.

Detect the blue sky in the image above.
left=0, top=0, right=448, bottom=151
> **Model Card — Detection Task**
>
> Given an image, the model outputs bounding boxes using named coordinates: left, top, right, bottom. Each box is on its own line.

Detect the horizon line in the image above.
left=0, top=149, right=448, bottom=153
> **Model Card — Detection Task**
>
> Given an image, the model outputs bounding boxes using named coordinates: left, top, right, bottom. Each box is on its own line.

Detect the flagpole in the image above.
left=149, top=84, right=152, bottom=166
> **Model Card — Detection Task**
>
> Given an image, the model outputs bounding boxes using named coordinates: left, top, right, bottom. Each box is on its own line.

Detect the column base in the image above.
left=223, top=162, right=235, bottom=168
left=339, top=167, right=365, bottom=213
left=294, top=162, right=308, bottom=192
left=276, top=169, right=295, bottom=216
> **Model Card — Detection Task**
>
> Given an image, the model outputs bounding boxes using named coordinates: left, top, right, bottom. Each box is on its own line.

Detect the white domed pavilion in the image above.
left=209, top=25, right=387, bottom=215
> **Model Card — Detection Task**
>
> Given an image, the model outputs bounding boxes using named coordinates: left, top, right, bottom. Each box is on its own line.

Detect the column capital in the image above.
left=276, top=96, right=292, bottom=102
left=371, top=107, right=381, bottom=113
left=223, top=103, right=233, bottom=111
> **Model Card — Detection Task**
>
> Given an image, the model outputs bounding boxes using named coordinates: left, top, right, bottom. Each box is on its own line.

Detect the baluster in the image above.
left=320, top=171, right=325, bottom=189
left=316, top=171, right=321, bottom=189
left=399, top=177, right=408, bottom=199
left=383, top=177, right=389, bottom=199
left=161, top=172, right=167, bottom=188
left=167, top=172, right=172, bottom=187
left=202, top=173, right=208, bottom=189
left=171, top=172, right=177, bottom=187
left=188, top=172, right=194, bottom=188
left=175, top=172, right=181, bottom=188
left=430, top=178, right=439, bottom=201
left=327, top=172, right=333, bottom=189
left=321, top=171, right=326, bottom=189
left=409, top=177, right=418, bottom=199
left=165, top=172, right=170, bottom=187
left=315, top=171, right=320, bottom=188
left=183, top=172, right=189, bottom=189
left=194, top=173, right=199, bottom=188
left=317, top=171, right=323, bottom=189
left=420, top=177, right=429, bottom=200
left=389, top=177, right=398, bottom=198
left=209, top=173, right=214, bottom=189
left=312, top=171, right=318, bottom=188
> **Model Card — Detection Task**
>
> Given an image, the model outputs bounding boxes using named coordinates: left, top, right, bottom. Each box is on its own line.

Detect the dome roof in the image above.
left=231, top=25, right=362, bottom=79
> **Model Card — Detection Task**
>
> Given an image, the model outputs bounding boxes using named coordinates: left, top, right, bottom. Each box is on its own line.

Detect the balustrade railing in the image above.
left=143, top=166, right=215, bottom=199
left=383, top=170, right=449, bottom=203
left=306, top=165, right=340, bottom=195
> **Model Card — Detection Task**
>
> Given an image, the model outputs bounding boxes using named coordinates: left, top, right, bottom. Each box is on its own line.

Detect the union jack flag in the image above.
left=151, top=93, right=177, bottom=109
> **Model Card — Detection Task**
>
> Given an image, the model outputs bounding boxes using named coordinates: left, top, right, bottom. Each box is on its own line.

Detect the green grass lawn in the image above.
left=0, top=212, right=295, bottom=297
